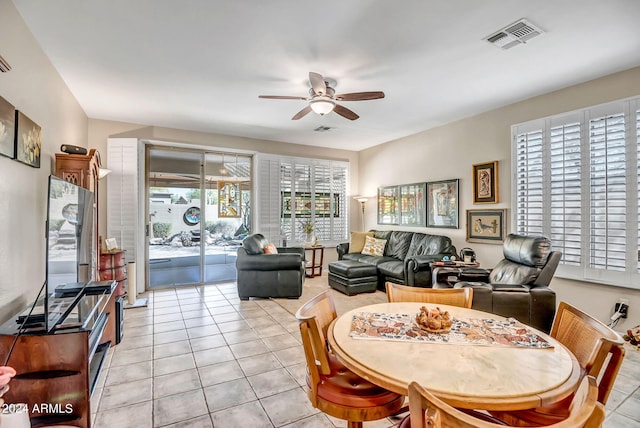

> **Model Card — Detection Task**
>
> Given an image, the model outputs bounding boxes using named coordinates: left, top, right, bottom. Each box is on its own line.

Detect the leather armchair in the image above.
left=236, top=233, right=305, bottom=300
left=441, top=234, right=560, bottom=333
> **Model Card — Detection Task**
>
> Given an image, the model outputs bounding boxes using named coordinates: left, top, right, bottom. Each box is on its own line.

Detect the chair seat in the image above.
left=308, top=353, right=403, bottom=408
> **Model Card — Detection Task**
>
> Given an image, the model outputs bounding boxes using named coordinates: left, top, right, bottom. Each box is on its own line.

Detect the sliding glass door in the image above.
left=146, top=147, right=252, bottom=288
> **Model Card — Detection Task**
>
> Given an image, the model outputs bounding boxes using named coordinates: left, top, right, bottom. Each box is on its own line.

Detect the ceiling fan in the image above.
left=259, top=72, right=385, bottom=121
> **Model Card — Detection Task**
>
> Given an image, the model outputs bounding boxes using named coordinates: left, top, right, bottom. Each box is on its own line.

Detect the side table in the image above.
left=304, top=246, right=325, bottom=278
left=431, top=261, right=482, bottom=288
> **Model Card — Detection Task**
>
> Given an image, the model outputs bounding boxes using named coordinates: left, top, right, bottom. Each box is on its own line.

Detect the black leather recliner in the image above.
left=437, top=234, right=560, bottom=333
left=236, top=233, right=305, bottom=300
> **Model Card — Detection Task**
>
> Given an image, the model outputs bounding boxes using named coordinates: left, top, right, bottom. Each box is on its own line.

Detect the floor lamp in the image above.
left=355, top=196, right=368, bottom=230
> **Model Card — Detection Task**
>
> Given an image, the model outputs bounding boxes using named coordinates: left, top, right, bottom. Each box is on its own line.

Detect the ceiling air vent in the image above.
left=485, top=18, right=543, bottom=50
left=314, top=126, right=332, bottom=132
left=0, top=55, right=11, bottom=72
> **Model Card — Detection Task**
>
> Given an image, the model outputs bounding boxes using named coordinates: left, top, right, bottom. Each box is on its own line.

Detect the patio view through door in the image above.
left=146, top=147, right=252, bottom=287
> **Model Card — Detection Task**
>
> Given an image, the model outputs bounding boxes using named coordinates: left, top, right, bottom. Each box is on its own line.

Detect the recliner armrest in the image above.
left=278, top=246, right=305, bottom=259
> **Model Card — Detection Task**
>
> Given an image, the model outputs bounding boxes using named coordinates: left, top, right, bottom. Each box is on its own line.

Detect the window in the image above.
left=513, top=97, right=640, bottom=289
left=257, top=155, right=349, bottom=245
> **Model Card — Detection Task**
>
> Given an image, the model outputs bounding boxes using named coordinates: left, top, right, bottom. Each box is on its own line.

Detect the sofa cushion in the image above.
left=362, top=236, right=387, bottom=256
left=489, top=259, right=540, bottom=285
left=373, top=230, right=392, bottom=241
left=349, top=231, right=374, bottom=253
left=377, top=260, right=405, bottom=280
left=385, top=231, right=414, bottom=260
left=342, top=253, right=397, bottom=266
left=406, top=233, right=452, bottom=258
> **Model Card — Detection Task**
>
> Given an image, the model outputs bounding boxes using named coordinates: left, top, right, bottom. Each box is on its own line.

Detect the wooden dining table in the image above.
left=327, top=302, right=581, bottom=411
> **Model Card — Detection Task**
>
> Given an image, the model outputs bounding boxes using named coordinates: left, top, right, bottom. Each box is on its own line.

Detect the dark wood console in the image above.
left=0, top=281, right=116, bottom=428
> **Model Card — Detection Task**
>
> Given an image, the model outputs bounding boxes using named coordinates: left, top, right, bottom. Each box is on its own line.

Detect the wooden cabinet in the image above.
left=100, top=250, right=127, bottom=297
left=55, top=149, right=102, bottom=280
left=0, top=283, right=116, bottom=428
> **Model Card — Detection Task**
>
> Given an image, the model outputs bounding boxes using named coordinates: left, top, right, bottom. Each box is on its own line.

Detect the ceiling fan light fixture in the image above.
left=310, top=98, right=335, bottom=115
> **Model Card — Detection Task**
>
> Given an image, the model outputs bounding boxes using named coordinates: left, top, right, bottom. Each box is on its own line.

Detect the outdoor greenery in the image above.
left=205, top=220, right=236, bottom=236
left=153, top=222, right=172, bottom=239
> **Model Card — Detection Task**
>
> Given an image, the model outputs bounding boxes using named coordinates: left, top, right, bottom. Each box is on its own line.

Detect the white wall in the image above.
left=0, top=0, right=88, bottom=322
left=359, top=66, right=640, bottom=330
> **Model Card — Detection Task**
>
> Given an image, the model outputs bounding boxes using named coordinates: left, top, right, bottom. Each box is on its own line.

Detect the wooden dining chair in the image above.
left=490, top=301, right=624, bottom=426
left=385, top=282, right=473, bottom=308
left=295, top=290, right=405, bottom=428
left=400, top=376, right=604, bottom=428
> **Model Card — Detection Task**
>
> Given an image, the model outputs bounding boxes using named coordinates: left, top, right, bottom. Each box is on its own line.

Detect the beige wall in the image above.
left=0, top=0, right=89, bottom=322
left=359, top=66, right=640, bottom=329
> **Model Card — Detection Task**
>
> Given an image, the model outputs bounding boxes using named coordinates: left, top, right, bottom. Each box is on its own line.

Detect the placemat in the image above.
left=349, top=312, right=552, bottom=348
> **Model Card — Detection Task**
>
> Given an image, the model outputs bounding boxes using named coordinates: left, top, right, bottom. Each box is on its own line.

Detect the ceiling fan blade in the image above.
left=335, top=91, right=385, bottom=101
left=333, top=104, right=359, bottom=120
left=309, top=72, right=326, bottom=95
left=292, top=105, right=312, bottom=120
left=259, top=95, right=308, bottom=100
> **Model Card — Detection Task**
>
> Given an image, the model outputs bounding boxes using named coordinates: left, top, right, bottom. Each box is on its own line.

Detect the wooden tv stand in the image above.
left=0, top=281, right=117, bottom=428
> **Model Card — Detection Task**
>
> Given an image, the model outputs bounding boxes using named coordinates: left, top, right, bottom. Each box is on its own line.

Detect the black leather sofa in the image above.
left=336, top=230, right=457, bottom=289
left=236, top=233, right=305, bottom=300
left=435, top=234, right=560, bottom=333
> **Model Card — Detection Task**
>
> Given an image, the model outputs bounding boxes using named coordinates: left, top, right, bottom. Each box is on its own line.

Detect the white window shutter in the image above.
left=107, top=138, right=139, bottom=263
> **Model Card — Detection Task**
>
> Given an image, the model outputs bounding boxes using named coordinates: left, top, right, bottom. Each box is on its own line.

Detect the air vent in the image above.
left=0, top=54, right=11, bottom=72
left=485, top=18, right=543, bottom=50
left=314, top=126, right=332, bottom=132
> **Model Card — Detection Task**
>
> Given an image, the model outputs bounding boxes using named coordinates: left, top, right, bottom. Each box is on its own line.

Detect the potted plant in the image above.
left=300, top=218, right=316, bottom=246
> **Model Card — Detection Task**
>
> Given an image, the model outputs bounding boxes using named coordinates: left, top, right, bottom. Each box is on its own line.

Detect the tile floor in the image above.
left=92, top=281, right=640, bottom=427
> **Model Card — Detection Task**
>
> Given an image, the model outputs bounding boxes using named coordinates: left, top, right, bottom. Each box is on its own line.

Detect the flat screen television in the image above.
left=45, top=175, right=95, bottom=330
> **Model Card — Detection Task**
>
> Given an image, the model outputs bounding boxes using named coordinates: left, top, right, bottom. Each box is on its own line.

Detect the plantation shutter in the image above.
left=588, top=113, right=626, bottom=272
left=515, top=128, right=544, bottom=235
left=549, top=122, right=582, bottom=266
left=106, top=138, right=139, bottom=263
left=255, top=155, right=282, bottom=243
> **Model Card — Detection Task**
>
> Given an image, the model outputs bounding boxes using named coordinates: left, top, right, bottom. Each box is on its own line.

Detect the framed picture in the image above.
left=14, top=110, right=41, bottom=168
left=377, top=185, right=399, bottom=225
left=218, top=181, right=241, bottom=218
left=466, top=209, right=507, bottom=243
left=399, top=182, right=426, bottom=227
left=426, top=179, right=459, bottom=228
left=472, top=160, right=498, bottom=204
left=0, top=96, right=15, bottom=159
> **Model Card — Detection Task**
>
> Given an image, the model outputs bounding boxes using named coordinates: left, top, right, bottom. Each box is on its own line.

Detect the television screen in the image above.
left=45, top=175, right=95, bottom=330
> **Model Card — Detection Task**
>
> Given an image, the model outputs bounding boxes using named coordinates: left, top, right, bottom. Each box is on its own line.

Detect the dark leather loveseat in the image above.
left=236, top=233, right=305, bottom=300
left=336, top=230, right=457, bottom=289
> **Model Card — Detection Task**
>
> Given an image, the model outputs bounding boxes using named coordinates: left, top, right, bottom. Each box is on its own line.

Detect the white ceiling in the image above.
left=12, top=0, right=640, bottom=151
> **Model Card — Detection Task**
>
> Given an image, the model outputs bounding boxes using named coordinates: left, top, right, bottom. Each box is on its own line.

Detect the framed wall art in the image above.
left=0, top=96, right=15, bottom=159
left=377, top=185, right=399, bottom=225
left=472, top=160, right=498, bottom=204
left=399, top=182, right=426, bottom=227
left=426, top=179, right=459, bottom=228
left=14, top=110, right=41, bottom=168
left=466, top=209, right=507, bottom=244
left=218, top=181, right=241, bottom=218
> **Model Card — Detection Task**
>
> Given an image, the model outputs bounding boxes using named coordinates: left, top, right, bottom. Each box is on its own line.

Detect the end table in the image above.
left=304, top=245, right=325, bottom=278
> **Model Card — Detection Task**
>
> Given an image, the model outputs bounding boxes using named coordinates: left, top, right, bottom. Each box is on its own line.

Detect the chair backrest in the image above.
left=551, top=301, right=625, bottom=404
left=407, top=375, right=603, bottom=428
left=385, top=282, right=473, bottom=308
left=489, top=234, right=562, bottom=287
left=295, top=290, right=338, bottom=405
